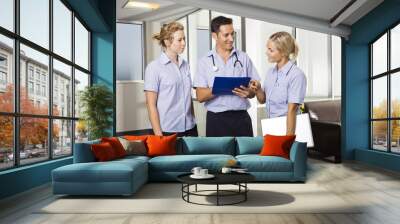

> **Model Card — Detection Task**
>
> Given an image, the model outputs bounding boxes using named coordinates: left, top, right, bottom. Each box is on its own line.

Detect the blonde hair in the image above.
left=152, top=21, right=184, bottom=48
left=269, top=31, right=299, bottom=60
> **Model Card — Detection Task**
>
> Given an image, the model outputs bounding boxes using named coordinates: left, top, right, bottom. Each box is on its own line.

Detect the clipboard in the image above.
left=211, top=77, right=251, bottom=95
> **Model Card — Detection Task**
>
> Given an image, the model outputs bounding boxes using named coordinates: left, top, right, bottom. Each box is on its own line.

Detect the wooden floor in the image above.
left=1, top=158, right=400, bottom=224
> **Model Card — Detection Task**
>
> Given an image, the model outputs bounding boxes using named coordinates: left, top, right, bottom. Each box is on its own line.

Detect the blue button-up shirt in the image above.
left=144, top=52, right=196, bottom=132
left=193, top=48, right=260, bottom=112
left=263, top=61, right=307, bottom=118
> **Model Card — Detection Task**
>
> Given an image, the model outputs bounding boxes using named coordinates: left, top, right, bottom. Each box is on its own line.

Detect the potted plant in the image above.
left=79, top=84, right=113, bottom=140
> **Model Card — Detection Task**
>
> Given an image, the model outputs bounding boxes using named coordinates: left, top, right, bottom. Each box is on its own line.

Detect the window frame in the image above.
left=0, top=53, right=7, bottom=85
left=369, top=19, right=400, bottom=154
left=0, top=0, right=92, bottom=171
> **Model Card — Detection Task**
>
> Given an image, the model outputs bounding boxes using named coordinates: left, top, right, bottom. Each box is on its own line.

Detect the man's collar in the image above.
left=207, top=47, right=237, bottom=58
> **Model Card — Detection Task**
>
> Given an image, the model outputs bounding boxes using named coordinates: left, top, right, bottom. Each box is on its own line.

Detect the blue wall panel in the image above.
left=91, top=31, right=115, bottom=136
left=91, top=0, right=116, bottom=135
left=0, top=158, right=72, bottom=199
left=344, top=0, right=400, bottom=171
left=355, top=148, right=400, bottom=172
left=92, top=32, right=114, bottom=87
left=343, top=44, right=370, bottom=159
left=65, top=0, right=110, bottom=32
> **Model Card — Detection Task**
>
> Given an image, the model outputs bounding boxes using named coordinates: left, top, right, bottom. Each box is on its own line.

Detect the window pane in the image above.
left=372, top=121, right=388, bottom=151
left=20, top=117, right=49, bottom=165
left=391, top=24, right=400, bottom=70
left=75, top=120, right=88, bottom=143
left=20, top=44, right=49, bottom=115
left=0, top=34, right=14, bottom=112
left=391, top=120, right=400, bottom=153
left=20, top=0, right=49, bottom=49
left=372, top=33, right=387, bottom=76
left=74, top=69, right=89, bottom=118
left=297, top=28, right=329, bottom=99
left=211, top=11, right=242, bottom=50
left=116, top=23, right=143, bottom=80
left=75, top=18, right=89, bottom=70
left=53, top=0, right=72, bottom=60
left=391, top=72, right=400, bottom=118
left=0, top=116, right=13, bottom=170
left=53, top=119, right=72, bottom=157
left=188, top=10, right=210, bottom=79
left=372, top=76, right=387, bottom=119
left=245, top=18, right=292, bottom=86
left=53, top=59, right=72, bottom=117
left=332, top=35, right=342, bottom=98
left=0, top=0, right=14, bottom=31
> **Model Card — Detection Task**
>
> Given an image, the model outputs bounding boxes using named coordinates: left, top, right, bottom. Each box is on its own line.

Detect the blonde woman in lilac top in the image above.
left=144, top=22, right=197, bottom=137
left=250, top=32, right=307, bottom=135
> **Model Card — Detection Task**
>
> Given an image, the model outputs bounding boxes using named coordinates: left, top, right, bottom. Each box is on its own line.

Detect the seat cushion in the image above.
left=236, top=155, right=293, bottom=172
left=149, top=154, right=235, bottom=172
left=113, top=155, right=150, bottom=166
left=52, top=159, right=147, bottom=183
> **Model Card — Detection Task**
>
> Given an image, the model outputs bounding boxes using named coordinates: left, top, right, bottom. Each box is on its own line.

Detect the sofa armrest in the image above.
left=289, top=141, right=307, bottom=182
left=73, top=140, right=100, bottom=163
left=310, top=121, right=341, bottom=158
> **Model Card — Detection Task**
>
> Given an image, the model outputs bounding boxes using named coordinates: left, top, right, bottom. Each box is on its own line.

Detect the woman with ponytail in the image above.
left=144, top=22, right=197, bottom=136
left=250, top=31, right=306, bottom=135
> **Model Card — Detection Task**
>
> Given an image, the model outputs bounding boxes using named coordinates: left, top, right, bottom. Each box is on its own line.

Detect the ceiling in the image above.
left=116, top=0, right=384, bottom=37
left=226, top=0, right=356, bottom=24
left=117, top=0, right=197, bottom=22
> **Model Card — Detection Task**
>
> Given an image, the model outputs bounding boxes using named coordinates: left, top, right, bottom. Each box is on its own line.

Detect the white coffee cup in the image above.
left=200, top=169, right=208, bottom=176
left=191, top=167, right=202, bottom=176
left=221, top=167, right=232, bottom=174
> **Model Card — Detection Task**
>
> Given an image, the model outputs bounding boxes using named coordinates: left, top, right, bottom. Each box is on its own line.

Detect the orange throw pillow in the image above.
left=124, top=135, right=148, bottom=142
left=91, top=142, right=117, bottom=161
left=260, top=134, right=296, bottom=159
left=146, top=134, right=177, bottom=157
left=101, top=137, right=127, bottom=158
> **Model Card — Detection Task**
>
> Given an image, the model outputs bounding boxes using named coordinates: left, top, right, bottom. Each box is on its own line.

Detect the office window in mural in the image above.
left=371, top=25, right=400, bottom=154
left=0, top=0, right=91, bottom=170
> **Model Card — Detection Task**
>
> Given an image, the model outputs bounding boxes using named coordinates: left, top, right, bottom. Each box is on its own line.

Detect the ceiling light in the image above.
left=123, top=1, right=160, bottom=10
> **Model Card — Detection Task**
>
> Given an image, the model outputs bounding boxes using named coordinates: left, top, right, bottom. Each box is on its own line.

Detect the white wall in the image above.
left=116, top=80, right=151, bottom=132
left=145, top=21, right=162, bottom=65
left=116, top=80, right=207, bottom=135
left=193, top=100, right=206, bottom=136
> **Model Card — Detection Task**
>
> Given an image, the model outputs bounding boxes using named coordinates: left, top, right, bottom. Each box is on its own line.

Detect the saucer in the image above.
left=190, top=174, right=215, bottom=179
left=232, top=170, right=249, bottom=174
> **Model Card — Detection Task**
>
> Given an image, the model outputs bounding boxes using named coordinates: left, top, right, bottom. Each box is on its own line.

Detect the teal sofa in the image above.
left=52, top=137, right=307, bottom=196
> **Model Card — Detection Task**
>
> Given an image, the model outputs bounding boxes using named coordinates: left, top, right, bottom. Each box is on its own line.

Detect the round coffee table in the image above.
left=177, top=172, right=255, bottom=206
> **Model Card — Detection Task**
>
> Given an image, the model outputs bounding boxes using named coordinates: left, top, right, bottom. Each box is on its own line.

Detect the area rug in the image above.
left=37, top=183, right=361, bottom=214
